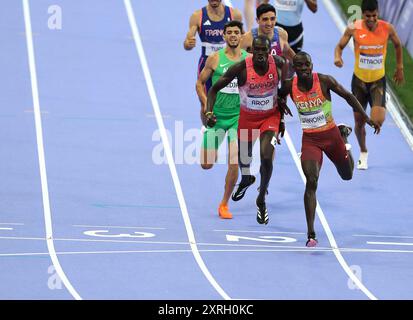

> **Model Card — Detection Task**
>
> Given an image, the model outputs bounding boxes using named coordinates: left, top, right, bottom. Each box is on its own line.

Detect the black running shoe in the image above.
left=337, top=123, right=352, bottom=138
left=256, top=202, right=268, bottom=225
left=231, top=175, right=256, bottom=201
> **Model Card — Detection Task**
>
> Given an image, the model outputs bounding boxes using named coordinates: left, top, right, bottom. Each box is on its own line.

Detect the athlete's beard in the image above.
left=228, top=43, right=239, bottom=49
left=366, top=21, right=377, bottom=30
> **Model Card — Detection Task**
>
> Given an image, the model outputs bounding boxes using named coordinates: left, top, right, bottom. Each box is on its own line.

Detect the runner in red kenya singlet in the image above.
left=278, top=52, right=380, bottom=247
left=205, top=35, right=287, bottom=225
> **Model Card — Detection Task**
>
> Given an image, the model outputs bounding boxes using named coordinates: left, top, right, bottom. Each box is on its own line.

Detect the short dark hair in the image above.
left=256, top=3, right=276, bottom=19
left=293, top=51, right=312, bottom=64
left=252, top=35, right=271, bottom=49
left=223, top=20, right=244, bottom=34
left=361, top=0, right=378, bottom=12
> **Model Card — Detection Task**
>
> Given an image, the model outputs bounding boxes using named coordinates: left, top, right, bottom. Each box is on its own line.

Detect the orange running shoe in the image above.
left=218, top=203, right=233, bottom=219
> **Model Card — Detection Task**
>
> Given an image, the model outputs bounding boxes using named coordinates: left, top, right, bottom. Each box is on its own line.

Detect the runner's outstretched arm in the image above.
left=324, top=74, right=381, bottom=134
left=388, top=24, right=404, bottom=85
left=304, top=0, right=318, bottom=13
left=278, top=79, right=293, bottom=117
left=184, top=12, right=199, bottom=50
left=196, top=53, right=217, bottom=112
left=334, top=26, right=353, bottom=67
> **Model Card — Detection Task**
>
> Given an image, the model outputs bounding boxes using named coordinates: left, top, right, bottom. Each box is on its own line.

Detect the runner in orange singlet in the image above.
left=334, top=0, right=404, bottom=170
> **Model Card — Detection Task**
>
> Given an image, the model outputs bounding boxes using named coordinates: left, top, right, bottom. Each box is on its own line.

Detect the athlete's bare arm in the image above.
left=272, top=55, right=287, bottom=77
left=231, top=7, right=243, bottom=22
left=278, top=79, right=293, bottom=116
left=184, top=10, right=201, bottom=50
left=278, top=79, right=293, bottom=100
left=320, top=74, right=380, bottom=133
left=241, top=31, right=253, bottom=53
left=388, top=24, right=404, bottom=85
left=244, top=0, right=257, bottom=31
left=304, top=0, right=318, bottom=13
left=278, top=27, right=296, bottom=61
left=196, top=53, right=219, bottom=112
left=334, top=26, right=354, bottom=67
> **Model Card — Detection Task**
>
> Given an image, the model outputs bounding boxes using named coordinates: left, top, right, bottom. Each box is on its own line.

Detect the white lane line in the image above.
left=284, top=131, right=377, bottom=300
left=72, top=224, right=166, bottom=230
left=22, top=0, right=81, bottom=300
left=322, top=0, right=413, bottom=150
left=0, top=223, right=24, bottom=225
left=354, top=234, right=413, bottom=239
left=5, top=234, right=413, bottom=253
left=0, top=228, right=13, bottom=231
left=214, top=229, right=306, bottom=235
left=367, top=241, right=413, bottom=247
left=123, top=0, right=230, bottom=300
left=3, top=246, right=413, bottom=258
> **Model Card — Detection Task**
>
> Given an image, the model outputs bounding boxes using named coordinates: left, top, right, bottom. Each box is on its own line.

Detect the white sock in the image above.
left=359, top=152, right=368, bottom=161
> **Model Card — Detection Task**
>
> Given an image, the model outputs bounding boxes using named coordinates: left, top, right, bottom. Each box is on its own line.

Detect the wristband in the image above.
left=280, top=119, right=285, bottom=123
left=205, top=111, right=213, bottom=116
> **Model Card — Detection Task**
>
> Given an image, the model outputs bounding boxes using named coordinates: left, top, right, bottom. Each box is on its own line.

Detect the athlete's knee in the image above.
left=260, top=157, right=273, bottom=168
left=354, top=117, right=366, bottom=128
left=371, top=113, right=385, bottom=127
left=338, top=168, right=353, bottom=180
left=305, top=176, right=318, bottom=191
left=228, top=163, right=238, bottom=174
left=228, top=150, right=238, bottom=166
left=260, top=146, right=275, bottom=162
left=201, top=163, right=214, bottom=170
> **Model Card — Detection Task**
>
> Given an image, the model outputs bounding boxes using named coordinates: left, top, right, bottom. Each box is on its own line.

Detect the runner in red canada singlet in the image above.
left=205, top=35, right=288, bottom=225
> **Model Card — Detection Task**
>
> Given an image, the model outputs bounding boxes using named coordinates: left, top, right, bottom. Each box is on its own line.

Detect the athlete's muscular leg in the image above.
left=221, top=140, right=239, bottom=205
left=354, top=111, right=368, bottom=153
left=371, top=106, right=386, bottom=127
left=336, top=157, right=354, bottom=181
left=256, top=131, right=276, bottom=205
left=370, top=78, right=386, bottom=127
left=238, top=138, right=254, bottom=180
left=351, top=75, right=369, bottom=153
left=301, top=160, right=320, bottom=237
left=336, top=130, right=354, bottom=180
left=200, top=147, right=217, bottom=170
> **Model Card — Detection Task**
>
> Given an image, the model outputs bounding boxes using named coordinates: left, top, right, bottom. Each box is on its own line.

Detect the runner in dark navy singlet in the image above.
left=184, top=0, right=242, bottom=94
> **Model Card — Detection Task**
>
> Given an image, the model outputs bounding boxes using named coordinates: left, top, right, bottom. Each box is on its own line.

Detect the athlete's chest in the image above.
left=355, top=27, right=388, bottom=47
left=294, top=81, right=328, bottom=107
left=270, top=42, right=282, bottom=56
left=274, top=0, right=302, bottom=12
left=248, top=71, right=278, bottom=91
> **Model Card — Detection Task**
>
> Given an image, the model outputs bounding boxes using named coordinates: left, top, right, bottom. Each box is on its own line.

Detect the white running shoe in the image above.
left=357, top=152, right=368, bottom=170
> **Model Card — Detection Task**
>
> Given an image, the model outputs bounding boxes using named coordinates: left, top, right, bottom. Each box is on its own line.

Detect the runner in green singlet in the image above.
left=196, top=20, right=247, bottom=219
